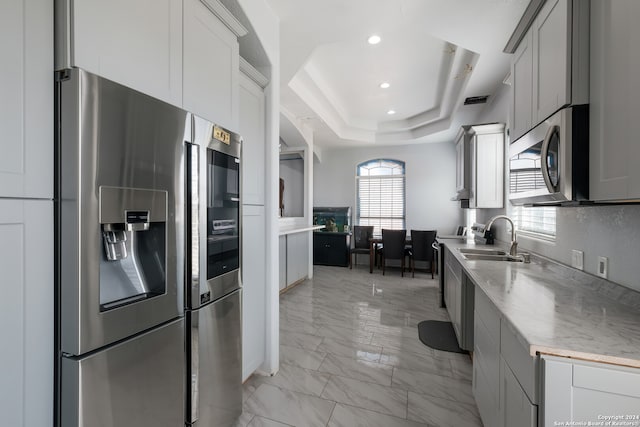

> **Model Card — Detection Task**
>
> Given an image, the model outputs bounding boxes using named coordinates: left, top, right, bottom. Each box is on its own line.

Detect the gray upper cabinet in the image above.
left=510, top=0, right=589, bottom=143
left=0, top=0, right=52, bottom=199
left=455, top=130, right=469, bottom=198
left=531, top=0, right=571, bottom=124
left=589, top=0, right=640, bottom=201
left=62, top=0, right=183, bottom=106
left=510, top=31, right=534, bottom=142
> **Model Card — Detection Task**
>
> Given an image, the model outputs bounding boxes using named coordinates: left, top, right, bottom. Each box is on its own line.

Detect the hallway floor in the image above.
left=236, top=264, right=483, bottom=427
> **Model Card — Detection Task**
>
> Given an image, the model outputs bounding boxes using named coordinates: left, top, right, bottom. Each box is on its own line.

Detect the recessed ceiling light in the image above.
left=367, top=35, right=381, bottom=45
left=387, top=109, right=396, bottom=115
left=379, top=82, right=390, bottom=89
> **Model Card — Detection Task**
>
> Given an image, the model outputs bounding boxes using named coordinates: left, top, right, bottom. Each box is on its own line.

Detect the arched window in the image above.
left=356, top=159, right=405, bottom=235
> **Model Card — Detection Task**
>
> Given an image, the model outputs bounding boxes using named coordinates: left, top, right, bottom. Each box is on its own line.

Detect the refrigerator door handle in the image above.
left=188, top=313, right=200, bottom=424
left=186, top=142, right=201, bottom=309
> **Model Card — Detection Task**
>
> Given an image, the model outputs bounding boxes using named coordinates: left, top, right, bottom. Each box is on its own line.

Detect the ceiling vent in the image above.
left=463, top=95, right=489, bottom=105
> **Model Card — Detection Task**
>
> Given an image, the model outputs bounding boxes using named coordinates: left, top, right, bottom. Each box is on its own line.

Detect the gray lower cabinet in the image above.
left=473, top=290, right=501, bottom=427
left=444, top=248, right=474, bottom=351
left=500, top=317, right=539, bottom=404
left=473, top=287, right=538, bottom=427
left=542, top=355, right=640, bottom=426
left=501, top=357, right=538, bottom=427
left=280, top=232, right=310, bottom=291
left=279, top=236, right=287, bottom=290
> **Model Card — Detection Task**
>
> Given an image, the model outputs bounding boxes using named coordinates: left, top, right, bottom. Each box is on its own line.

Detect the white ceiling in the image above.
left=265, top=0, right=529, bottom=149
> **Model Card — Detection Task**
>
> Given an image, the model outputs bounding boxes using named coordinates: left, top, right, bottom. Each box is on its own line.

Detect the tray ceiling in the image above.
left=266, top=0, right=529, bottom=148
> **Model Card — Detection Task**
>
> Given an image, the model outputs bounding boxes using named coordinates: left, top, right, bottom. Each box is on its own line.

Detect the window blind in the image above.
left=357, top=174, right=405, bottom=235
left=512, top=205, right=556, bottom=238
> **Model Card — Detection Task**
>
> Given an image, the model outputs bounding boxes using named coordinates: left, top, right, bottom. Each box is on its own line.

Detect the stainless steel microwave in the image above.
left=508, top=105, right=589, bottom=205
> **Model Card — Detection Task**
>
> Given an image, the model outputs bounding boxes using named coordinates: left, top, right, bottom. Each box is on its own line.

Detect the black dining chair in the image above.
left=408, top=230, right=437, bottom=278
left=380, top=229, right=407, bottom=276
left=350, top=225, right=374, bottom=269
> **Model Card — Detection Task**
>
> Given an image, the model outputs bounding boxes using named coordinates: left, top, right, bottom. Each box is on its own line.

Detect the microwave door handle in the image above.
left=540, top=125, right=557, bottom=193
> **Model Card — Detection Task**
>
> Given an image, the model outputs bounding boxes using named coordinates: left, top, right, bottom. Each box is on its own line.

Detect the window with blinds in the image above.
left=512, top=205, right=556, bottom=238
left=356, top=159, right=405, bottom=236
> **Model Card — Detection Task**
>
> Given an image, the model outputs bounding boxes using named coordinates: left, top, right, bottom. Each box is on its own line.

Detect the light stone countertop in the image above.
left=442, top=240, right=640, bottom=368
left=279, top=224, right=325, bottom=236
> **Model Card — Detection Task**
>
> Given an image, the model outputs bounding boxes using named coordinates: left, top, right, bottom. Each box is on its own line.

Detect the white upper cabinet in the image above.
left=239, top=66, right=267, bottom=206
left=590, top=0, right=640, bottom=201
left=0, top=0, right=52, bottom=199
left=471, top=126, right=505, bottom=209
left=510, top=31, right=534, bottom=142
left=510, top=0, right=588, bottom=142
left=69, top=0, right=183, bottom=106
left=455, top=124, right=504, bottom=208
left=184, top=0, right=244, bottom=130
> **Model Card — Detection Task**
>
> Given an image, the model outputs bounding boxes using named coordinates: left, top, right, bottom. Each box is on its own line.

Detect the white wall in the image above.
left=279, top=157, right=304, bottom=217
left=474, top=84, right=640, bottom=293
left=314, top=142, right=463, bottom=235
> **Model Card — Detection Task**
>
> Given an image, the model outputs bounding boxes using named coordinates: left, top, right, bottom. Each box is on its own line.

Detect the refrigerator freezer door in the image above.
left=58, top=68, right=190, bottom=355
left=188, top=289, right=242, bottom=426
left=61, top=318, right=185, bottom=427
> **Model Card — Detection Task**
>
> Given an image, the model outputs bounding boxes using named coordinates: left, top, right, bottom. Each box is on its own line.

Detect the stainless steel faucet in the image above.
left=485, top=215, right=518, bottom=256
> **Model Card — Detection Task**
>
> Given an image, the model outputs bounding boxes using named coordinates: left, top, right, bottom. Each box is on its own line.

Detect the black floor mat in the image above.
left=417, top=320, right=468, bottom=354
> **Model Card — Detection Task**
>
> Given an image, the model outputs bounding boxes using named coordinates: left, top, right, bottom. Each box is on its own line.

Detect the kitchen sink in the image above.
left=457, top=248, right=507, bottom=256
left=461, top=253, right=523, bottom=262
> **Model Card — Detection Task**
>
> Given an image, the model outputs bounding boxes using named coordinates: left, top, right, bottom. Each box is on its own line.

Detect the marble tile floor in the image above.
left=237, top=265, right=483, bottom=427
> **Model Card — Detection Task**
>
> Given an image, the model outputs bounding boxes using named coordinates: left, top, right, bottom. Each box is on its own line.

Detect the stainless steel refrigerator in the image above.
left=56, top=68, right=189, bottom=426
left=185, top=118, right=243, bottom=427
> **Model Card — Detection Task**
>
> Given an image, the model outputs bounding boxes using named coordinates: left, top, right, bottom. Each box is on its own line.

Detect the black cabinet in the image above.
left=313, top=232, right=351, bottom=267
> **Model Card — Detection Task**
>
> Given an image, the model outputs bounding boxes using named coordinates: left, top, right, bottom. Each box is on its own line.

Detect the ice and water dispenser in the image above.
left=99, top=186, right=168, bottom=311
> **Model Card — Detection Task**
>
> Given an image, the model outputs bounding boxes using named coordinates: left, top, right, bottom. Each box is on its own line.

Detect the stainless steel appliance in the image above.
left=434, top=229, right=466, bottom=308
left=185, top=117, right=242, bottom=427
left=508, top=105, right=589, bottom=205
left=56, top=68, right=188, bottom=426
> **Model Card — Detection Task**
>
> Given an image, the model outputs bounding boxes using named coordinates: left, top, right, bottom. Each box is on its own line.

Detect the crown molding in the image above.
left=239, top=57, right=269, bottom=88
left=200, top=0, right=248, bottom=37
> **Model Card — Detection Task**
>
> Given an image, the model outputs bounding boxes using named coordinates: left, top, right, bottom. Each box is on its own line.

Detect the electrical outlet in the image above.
left=571, top=250, right=584, bottom=270
left=597, top=256, right=608, bottom=279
